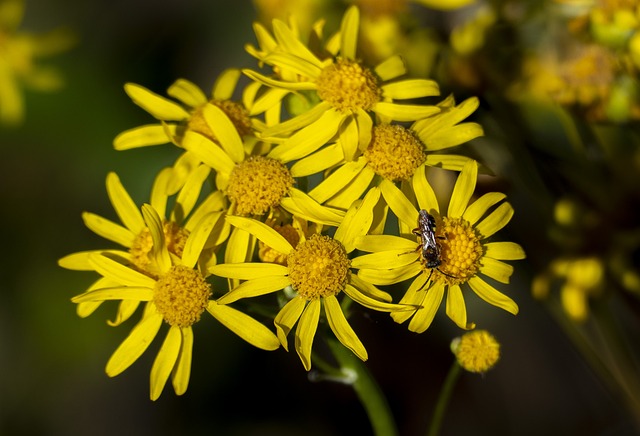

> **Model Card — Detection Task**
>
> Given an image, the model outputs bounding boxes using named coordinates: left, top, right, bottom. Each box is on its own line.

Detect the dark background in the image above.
left=0, top=1, right=635, bottom=435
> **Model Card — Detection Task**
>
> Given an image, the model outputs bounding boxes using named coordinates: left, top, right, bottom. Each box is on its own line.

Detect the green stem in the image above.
left=327, top=338, right=398, bottom=436
left=427, top=360, right=461, bottom=436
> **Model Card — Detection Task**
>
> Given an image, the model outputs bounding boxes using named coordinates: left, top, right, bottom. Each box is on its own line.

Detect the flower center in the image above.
left=129, top=221, right=190, bottom=274
left=187, top=100, right=251, bottom=143
left=153, top=265, right=212, bottom=328
left=425, top=216, right=483, bottom=286
left=451, top=330, right=500, bottom=373
left=259, top=224, right=301, bottom=265
left=363, top=124, right=426, bottom=181
left=226, top=156, right=294, bottom=216
left=316, top=58, right=381, bottom=112
left=287, top=234, right=351, bottom=300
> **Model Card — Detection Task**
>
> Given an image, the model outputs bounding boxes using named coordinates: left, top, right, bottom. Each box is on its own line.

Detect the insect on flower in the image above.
left=413, top=209, right=456, bottom=283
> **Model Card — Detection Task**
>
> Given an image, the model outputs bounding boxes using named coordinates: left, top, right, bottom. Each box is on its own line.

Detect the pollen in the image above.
left=428, top=216, right=483, bottom=286
left=187, top=100, right=251, bottom=143
left=226, top=156, right=294, bottom=216
left=259, top=224, right=301, bottom=265
left=316, top=58, right=381, bottom=112
left=287, top=234, right=351, bottom=300
left=363, top=124, right=426, bottom=181
left=153, top=265, right=212, bottom=328
left=129, top=221, right=190, bottom=273
left=451, top=330, right=500, bottom=374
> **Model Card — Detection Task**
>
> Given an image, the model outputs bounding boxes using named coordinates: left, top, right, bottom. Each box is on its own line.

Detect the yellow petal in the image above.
left=447, top=160, right=477, bottom=218
left=381, top=79, right=439, bottom=100
left=217, top=275, right=291, bottom=304
left=106, top=309, right=163, bottom=376
left=408, top=281, right=445, bottom=333
left=324, top=167, right=375, bottom=211
left=264, top=52, right=323, bottom=80
left=373, top=55, right=406, bottom=81
left=340, top=6, right=360, bottom=60
left=88, top=253, right=156, bottom=288
left=351, top=250, right=418, bottom=270
left=324, top=295, right=367, bottom=361
left=334, top=187, right=380, bottom=252
left=141, top=204, right=172, bottom=273
left=355, top=234, right=415, bottom=253
left=249, top=87, right=291, bottom=116
left=468, top=276, right=519, bottom=315
left=172, top=326, right=193, bottom=396
left=260, top=101, right=329, bottom=137
left=107, top=300, right=141, bottom=327
left=291, top=143, right=344, bottom=177
left=106, top=172, right=145, bottom=235
left=420, top=123, right=484, bottom=150
left=280, top=188, right=344, bottom=227
left=59, top=249, right=130, bottom=271
left=412, top=165, right=439, bottom=215
left=181, top=131, right=236, bottom=176
left=71, top=286, right=153, bottom=303
left=380, top=179, right=418, bottom=229
left=225, top=215, right=293, bottom=255
left=81, top=212, right=135, bottom=248
left=150, top=326, right=182, bottom=401
left=462, top=192, right=506, bottom=225
left=343, top=284, right=407, bottom=312
left=207, top=301, right=280, bottom=350
left=242, top=69, right=316, bottom=92
left=357, top=262, right=422, bottom=285
left=480, top=257, right=514, bottom=284
left=423, top=154, right=475, bottom=171
left=391, top=273, right=428, bottom=324
left=124, top=83, right=190, bottom=120
left=271, top=20, right=325, bottom=69
left=113, top=124, right=174, bottom=150
left=308, top=158, right=367, bottom=203
left=295, top=299, right=321, bottom=370
left=149, top=167, right=173, bottom=218
left=184, top=193, right=225, bottom=232
left=171, top=164, right=211, bottom=223
left=484, top=242, right=526, bottom=260
left=446, top=285, right=474, bottom=329
left=202, top=103, right=245, bottom=163
left=349, top=274, right=393, bottom=303
left=373, top=102, right=440, bottom=122
left=274, top=296, right=307, bottom=350
left=181, top=212, right=219, bottom=268
left=167, top=78, right=207, bottom=108
left=268, top=109, right=345, bottom=162
left=475, top=202, right=514, bottom=239
left=210, top=262, right=288, bottom=280
left=213, top=68, right=241, bottom=100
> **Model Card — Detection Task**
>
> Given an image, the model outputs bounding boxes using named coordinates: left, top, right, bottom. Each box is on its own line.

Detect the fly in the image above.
left=413, top=209, right=456, bottom=283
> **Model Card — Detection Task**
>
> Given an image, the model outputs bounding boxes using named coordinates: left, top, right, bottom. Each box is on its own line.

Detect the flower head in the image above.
left=70, top=205, right=279, bottom=400
left=451, top=329, right=500, bottom=373
left=0, top=0, right=74, bottom=125
left=210, top=190, right=408, bottom=370
left=354, top=160, right=525, bottom=333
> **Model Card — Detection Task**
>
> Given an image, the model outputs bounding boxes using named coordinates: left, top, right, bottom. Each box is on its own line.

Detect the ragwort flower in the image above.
left=210, top=190, right=407, bottom=370
left=353, top=160, right=525, bottom=333
left=71, top=205, right=279, bottom=400
left=244, top=6, right=441, bottom=165
left=58, top=161, right=225, bottom=325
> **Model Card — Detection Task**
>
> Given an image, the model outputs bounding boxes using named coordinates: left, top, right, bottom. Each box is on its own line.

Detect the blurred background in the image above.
left=1, top=0, right=639, bottom=435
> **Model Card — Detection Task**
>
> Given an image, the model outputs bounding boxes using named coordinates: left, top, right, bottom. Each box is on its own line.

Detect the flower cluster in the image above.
left=60, top=5, right=524, bottom=400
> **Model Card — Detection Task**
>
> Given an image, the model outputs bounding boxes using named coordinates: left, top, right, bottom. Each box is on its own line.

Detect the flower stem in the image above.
left=427, top=360, right=461, bottom=436
left=327, top=338, right=398, bottom=436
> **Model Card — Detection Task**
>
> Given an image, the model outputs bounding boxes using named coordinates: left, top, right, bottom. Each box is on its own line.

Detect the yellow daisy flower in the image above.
left=244, top=6, right=441, bottom=164
left=0, top=0, right=74, bottom=125
left=71, top=205, right=279, bottom=400
left=353, top=160, right=525, bottom=333
left=210, top=189, right=407, bottom=370
left=296, top=94, right=483, bottom=210
left=113, top=69, right=264, bottom=151
left=180, top=101, right=345, bottom=266
left=58, top=160, right=225, bottom=325
left=451, top=329, right=500, bottom=374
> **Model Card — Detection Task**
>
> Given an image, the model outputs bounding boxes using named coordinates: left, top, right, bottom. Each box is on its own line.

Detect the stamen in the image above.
left=316, top=58, right=381, bottom=112
left=153, top=265, right=212, bottom=328
left=364, top=124, right=426, bottom=181
left=451, top=330, right=500, bottom=373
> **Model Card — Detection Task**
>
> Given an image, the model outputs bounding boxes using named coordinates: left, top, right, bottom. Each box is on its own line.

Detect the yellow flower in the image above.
left=210, top=190, right=407, bottom=370
left=296, top=95, right=483, bottom=210
left=70, top=205, right=279, bottom=400
left=58, top=160, right=226, bottom=325
left=353, top=160, right=525, bottom=333
left=113, top=69, right=263, bottom=151
left=451, top=330, right=500, bottom=373
left=0, top=0, right=74, bottom=125
left=532, top=256, right=605, bottom=322
left=244, top=6, right=441, bottom=165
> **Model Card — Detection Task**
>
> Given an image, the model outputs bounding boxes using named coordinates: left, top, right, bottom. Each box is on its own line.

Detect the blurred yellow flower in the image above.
left=451, top=329, right=500, bottom=373
left=0, top=0, right=74, bottom=125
